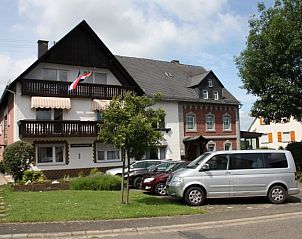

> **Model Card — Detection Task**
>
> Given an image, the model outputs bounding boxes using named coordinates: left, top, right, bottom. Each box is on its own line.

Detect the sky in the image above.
left=0, top=0, right=275, bottom=130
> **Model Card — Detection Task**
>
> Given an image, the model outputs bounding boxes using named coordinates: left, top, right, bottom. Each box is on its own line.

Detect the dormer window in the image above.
left=213, top=91, right=219, bottom=100
left=203, top=90, right=208, bottom=99
left=43, top=68, right=68, bottom=81
left=208, top=78, right=213, bottom=87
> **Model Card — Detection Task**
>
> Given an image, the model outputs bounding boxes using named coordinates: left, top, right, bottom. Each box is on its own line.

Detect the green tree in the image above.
left=3, top=141, right=34, bottom=182
left=98, top=92, right=165, bottom=203
left=235, top=0, right=302, bottom=122
left=286, top=141, right=302, bottom=170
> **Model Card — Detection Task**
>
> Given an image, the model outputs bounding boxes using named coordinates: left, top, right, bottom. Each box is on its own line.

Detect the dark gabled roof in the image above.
left=116, top=55, right=240, bottom=105
left=9, top=20, right=144, bottom=94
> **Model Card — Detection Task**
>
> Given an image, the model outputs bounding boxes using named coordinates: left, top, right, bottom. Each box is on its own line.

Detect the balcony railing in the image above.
left=19, top=120, right=100, bottom=138
left=21, top=79, right=137, bottom=99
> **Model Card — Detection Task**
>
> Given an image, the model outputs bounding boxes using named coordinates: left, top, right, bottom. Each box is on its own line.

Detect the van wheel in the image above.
left=184, top=187, right=205, bottom=206
left=155, top=182, right=167, bottom=196
left=133, top=177, right=143, bottom=188
left=268, top=185, right=287, bottom=204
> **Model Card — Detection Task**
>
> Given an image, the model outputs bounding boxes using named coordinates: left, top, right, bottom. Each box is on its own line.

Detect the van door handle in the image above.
left=226, top=171, right=231, bottom=174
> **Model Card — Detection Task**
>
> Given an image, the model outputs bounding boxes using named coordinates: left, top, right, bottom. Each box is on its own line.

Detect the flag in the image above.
left=68, top=71, right=93, bottom=91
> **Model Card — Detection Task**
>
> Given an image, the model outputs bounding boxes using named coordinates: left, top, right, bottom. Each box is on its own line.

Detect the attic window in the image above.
left=164, top=72, right=173, bottom=79
left=208, top=78, right=213, bottom=87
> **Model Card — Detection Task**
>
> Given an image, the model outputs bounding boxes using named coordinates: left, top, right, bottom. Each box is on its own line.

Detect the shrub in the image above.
left=0, top=160, right=5, bottom=174
left=3, top=141, right=34, bottom=182
left=22, top=170, right=44, bottom=183
left=90, top=168, right=99, bottom=175
left=70, top=174, right=122, bottom=191
left=286, top=141, right=302, bottom=170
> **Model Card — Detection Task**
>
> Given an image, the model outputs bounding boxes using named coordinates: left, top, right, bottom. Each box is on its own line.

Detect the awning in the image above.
left=31, top=96, right=71, bottom=109
left=91, top=99, right=111, bottom=111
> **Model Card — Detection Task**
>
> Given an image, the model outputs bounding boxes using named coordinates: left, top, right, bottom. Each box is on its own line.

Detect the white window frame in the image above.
left=203, top=90, right=208, bottom=99
left=282, top=132, right=291, bottom=142
left=224, top=141, right=232, bottom=150
left=261, top=133, right=269, bottom=144
left=207, top=141, right=216, bottom=151
left=96, top=144, right=121, bottom=162
left=208, top=78, right=213, bottom=87
left=36, top=144, right=66, bottom=165
left=213, top=91, right=219, bottom=100
left=186, top=113, right=197, bottom=131
left=206, top=113, right=215, bottom=131
left=223, top=114, right=231, bottom=131
left=43, top=68, right=68, bottom=81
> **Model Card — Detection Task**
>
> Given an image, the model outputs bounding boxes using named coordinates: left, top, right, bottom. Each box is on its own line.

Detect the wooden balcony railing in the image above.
left=19, top=120, right=100, bottom=138
left=21, top=79, right=137, bottom=99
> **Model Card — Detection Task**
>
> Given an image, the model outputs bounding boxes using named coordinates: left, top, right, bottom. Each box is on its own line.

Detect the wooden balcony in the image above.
left=19, top=120, right=100, bottom=138
left=21, top=79, right=137, bottom=99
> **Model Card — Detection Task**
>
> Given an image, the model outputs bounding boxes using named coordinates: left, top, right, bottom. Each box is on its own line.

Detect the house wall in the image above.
left=153, top=101, right=181, bottom=161
left=183, top=104, right=239, bottom=151
left=249, top=117, right=302, bottom=149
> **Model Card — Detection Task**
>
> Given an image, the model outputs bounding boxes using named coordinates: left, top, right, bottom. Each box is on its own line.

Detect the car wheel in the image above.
left=155, top=182, right=167, bottom=196
left=184, top=186, right=205, bottom=206
left=268, top=185, right=287, bottom=204
left=133, top=177, right=143, bottom=188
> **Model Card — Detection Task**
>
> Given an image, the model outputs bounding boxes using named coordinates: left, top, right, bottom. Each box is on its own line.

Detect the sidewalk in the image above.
left=0, top=174, right=8, bottom=186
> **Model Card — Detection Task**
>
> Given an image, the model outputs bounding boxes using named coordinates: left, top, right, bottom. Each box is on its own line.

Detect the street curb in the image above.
left=1, top=211, right=302, bottom=239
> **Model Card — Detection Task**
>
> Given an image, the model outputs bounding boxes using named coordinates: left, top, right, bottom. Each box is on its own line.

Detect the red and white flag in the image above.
left=68, top=71, right=93, bottom=91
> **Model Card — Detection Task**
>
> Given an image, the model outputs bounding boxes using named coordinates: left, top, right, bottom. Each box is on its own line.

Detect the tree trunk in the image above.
left=121, top=148, right=125, bottom=204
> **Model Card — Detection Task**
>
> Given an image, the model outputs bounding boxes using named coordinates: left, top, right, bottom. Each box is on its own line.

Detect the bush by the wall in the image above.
left=70, top=174, right=122, bottom=191
left=0, top=160, right=5, bottom=174
left=286, top=141, right=302, bottom=170
left=22, top=170, right=44, bottom=183
left=3, top=141, right=34, bottom=182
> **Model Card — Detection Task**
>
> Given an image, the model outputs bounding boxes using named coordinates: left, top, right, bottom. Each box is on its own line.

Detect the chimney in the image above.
left=171, top=60, right=180, bottom=64
left=37, top=40, right=49, bottom=58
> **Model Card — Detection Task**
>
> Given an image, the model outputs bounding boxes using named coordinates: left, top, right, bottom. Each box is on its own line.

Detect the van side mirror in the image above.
left=201, top=164, right=210, bottom=171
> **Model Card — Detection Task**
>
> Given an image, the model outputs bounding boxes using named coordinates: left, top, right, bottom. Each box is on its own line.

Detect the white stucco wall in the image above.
left=249, top=117, right=302, bottom=149
left=153, top=101, right=181, bottom=161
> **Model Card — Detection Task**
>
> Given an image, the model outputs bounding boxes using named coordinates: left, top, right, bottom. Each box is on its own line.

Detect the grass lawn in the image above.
left=0, top=186, right=205, bottom=222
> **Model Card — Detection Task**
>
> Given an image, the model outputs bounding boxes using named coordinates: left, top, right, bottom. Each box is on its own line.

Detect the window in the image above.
left=206, top=154, right=228, bottom=170
left=282, top=132, right=291, bottom=142
left=206, top=114, right=215, bottom=131
left=264, top=153, right=288, bottom=168
left=3, top=115, right=7, bottom=140
left=208, top=79, right=213, bottom=87
left=186, top=113, right=196, bottom=131
left=224, top=142, right=232, bottom=150
left=223, top=115, right=231, bottom=130
left=43, top=68, right=68, bottom=81
left=213, top=91, right=219, bottom=100
left=96, top=144, right=120, bottom=162
left=96, top=111, right=102, bottom=121
left=143, top=146, right=167, bottom=160
left=229, top=153, right=264, bottom=170
left=203, top=90, right=208, bottom=99
left=36, top=144, right=65, bottom=164
left=94, top=73, right=107, bottom=84
left=36, top=108, right=52, bottom=120
left=261, top=133, right=269, bottom=144
left=207, top=142, right=216, bottom=151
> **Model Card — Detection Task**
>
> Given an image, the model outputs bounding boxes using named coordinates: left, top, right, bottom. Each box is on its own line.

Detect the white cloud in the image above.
left=239, top=109, right=255, bottom=131
left=16, top=0, right=245, bottom=59
left=0, top=54, right=34, bottom=95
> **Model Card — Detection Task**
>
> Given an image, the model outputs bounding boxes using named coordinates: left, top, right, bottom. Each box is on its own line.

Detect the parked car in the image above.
left=167, top=150, right=300, bottom=206
left=142, top=161, right=188, bottom=196
left=125, top=161, right=178, bottom=188
left=105, top=159, right=169, bottom=176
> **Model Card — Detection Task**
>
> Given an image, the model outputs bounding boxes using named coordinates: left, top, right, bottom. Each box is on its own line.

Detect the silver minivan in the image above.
left=167, top=150, right=299, bottom=206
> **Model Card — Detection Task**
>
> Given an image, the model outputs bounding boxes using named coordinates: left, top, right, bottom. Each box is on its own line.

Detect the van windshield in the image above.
left=186, top=153, right=211, bottom=169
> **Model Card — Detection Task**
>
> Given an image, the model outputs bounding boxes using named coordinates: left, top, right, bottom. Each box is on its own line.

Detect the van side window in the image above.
left=229, top=154, right=264, bottom=170
left=206, top=155, right=228, bottom=170
left=264, top=153, right=288, bottom=168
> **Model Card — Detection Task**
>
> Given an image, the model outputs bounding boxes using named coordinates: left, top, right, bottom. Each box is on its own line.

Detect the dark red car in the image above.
left=141, top=161, right=188, bottom=196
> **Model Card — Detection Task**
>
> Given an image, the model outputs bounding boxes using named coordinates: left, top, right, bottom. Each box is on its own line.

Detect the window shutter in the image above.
left=259, top=116, right=263, bottom=125
left=290, top=131, right=296, bottom=142
left=268, top=133, right=273, bottom=143
left=277, top=132, right=282, bottom=142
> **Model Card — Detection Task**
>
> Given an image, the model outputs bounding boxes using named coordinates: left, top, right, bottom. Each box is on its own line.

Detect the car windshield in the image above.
left=186, top=153, right=211, bottom=169
left=164, top=163, right=177, bottom=172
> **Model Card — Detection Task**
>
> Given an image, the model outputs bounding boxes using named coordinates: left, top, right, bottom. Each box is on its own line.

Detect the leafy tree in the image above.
left=235, top=0, right=302, bottom=122
left=3, top=141, right=34, bottom=182
left=98, top=92, right=165, bottom=203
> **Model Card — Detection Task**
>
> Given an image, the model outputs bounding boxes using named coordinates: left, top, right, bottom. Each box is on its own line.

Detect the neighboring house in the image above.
left=248, top=116, right=302, bottom=149
left=0, top=21, right=241, bottom=178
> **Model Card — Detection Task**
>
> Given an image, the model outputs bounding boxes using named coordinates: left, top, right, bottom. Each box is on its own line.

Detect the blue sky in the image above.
left=0, top=0, right=275, bottom=130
